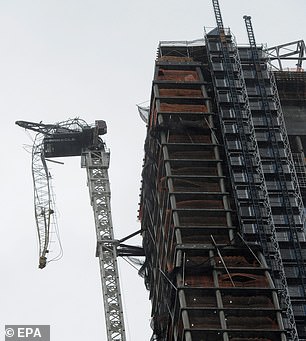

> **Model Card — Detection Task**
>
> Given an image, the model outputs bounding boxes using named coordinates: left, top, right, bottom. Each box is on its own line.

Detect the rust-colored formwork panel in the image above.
left=157, top=56, right=194, bottom=63
left=181, top=232, right=230, bottom=245
left=226, top=316, right=278, bottom=330
left=182, top=274, right=214, bottom=287
left=168, top=150, right=215, bottom=159
left=160, top=102, right=208, bottom=112
left=158, top=177, right=221, bottom=193
left=157, top=69, right=199, bottom=82
left=185, top=255, right=210, bottom=266
left=172, top=178, right=221, bottom=192
left=149, top=108, right=157, bottom=128
left=149, top=102, right=209, bottom=127
left=159, top=88, right=203, bottom=97
left=189, top=315, right=221, bottom=328
left=222, top=295, right=274, bottom=308
left=219, top=273, right=269, bottom=288
left=215, top=256, right=259, bottom=267
left=178, top=211, right=227, bottom=227
left=185, top=292, right=217, bottom=307
left=170, top=166, right=219, bottom=176
left=168, top=133, right=211, bottom=144
left=176, top=199, right=224, bottom=209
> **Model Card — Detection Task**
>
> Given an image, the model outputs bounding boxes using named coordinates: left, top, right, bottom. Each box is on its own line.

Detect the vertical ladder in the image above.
left=82, top=149, right=126, bottom=341
left=244, top=15, right=301, bottom=341
left=212, top=0, right=224, bottom=29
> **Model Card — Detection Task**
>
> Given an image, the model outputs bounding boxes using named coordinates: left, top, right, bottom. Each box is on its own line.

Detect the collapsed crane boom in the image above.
left=31, top=131, right=59, bottom=268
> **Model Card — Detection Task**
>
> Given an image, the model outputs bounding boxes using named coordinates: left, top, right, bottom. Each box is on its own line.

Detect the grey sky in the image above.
left=1, top=1, right=306, bottom=340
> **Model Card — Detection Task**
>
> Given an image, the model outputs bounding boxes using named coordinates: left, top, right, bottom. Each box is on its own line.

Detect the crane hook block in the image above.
left=39, top=256, right=47, bottom=269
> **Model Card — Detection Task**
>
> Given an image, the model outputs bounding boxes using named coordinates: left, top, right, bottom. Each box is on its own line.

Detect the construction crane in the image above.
left=16, top=118, right=143, bottom=341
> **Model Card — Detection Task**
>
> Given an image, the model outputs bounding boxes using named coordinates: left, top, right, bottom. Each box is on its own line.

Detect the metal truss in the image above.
left=16, top=118, right=91, bottom=136
left=31, top=133, right=61, bottom=269
left=82, top=148, right=126, bottom=341
left=265, top=40, right=306, bottom=70
left=17, top=118, right=92, bottom=269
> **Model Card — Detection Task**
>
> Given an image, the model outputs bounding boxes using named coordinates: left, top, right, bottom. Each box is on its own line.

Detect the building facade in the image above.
left=139, top=28, right=306, bottom=341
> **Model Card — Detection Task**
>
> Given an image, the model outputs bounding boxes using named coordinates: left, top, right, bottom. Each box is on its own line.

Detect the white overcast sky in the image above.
left=1, top=1, right=306, bottom=340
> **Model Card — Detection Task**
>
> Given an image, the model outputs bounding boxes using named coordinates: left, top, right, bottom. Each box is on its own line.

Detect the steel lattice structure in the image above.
left=82, top=149, right=126, bottom=341
left=31, top=132, right=59, bottom=269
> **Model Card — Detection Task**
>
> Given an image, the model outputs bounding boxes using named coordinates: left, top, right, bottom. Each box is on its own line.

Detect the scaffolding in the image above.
left=242, top=16, right=306, bottom=339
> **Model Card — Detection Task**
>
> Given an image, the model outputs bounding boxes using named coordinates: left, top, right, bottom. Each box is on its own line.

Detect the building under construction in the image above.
left=138, top=6, right=306, bottom=341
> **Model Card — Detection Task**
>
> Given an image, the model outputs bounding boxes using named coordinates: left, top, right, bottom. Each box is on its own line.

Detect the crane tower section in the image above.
left=81, top=148, right=126, bottom=341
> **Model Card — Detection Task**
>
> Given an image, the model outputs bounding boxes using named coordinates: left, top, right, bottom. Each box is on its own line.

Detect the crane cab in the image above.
left=43, top=120, right=107, bottom=158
